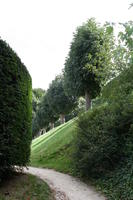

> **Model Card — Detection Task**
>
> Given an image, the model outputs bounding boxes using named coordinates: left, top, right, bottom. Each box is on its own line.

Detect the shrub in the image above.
left=0, top=39, right=32, bottom=180
left=75, top=94, right=133, bottom=177
left=74, top=66, right=133, bottom=199
left=75, top=105, right=117, bottom=177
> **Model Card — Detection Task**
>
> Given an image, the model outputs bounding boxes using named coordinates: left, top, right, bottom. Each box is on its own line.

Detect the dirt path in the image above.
left=25, top=167, right=105, bottom=200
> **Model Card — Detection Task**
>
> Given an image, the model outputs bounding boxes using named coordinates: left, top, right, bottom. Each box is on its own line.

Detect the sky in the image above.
left=0, top=0, right=132, bottom=89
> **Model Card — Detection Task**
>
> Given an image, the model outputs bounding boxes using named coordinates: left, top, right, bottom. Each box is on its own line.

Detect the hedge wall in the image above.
left=0, top=39, right=32, bottom=180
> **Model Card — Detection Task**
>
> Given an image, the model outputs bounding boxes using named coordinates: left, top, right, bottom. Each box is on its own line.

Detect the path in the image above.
left=25, top=167, right=105, bottom=200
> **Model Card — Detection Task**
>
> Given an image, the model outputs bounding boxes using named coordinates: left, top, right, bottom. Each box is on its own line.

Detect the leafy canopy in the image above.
left=64, top=18, right=114, bottom=99
left=47, top=75, right=77, bottom=115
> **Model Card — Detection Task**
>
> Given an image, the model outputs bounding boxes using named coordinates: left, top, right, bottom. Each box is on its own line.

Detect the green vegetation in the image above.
left=30, top=20, right=133, bottom=200
left=64, top=18, right=113, bottom=110
left=0, top=17, right=131, bottom=199
left=32, top=88, right=45, bottom=119
left=31, top=67, right=133, bottom=199
left=32, top=18, right=114, bottom=136
left=82, top=68, right=133, bottom=200
left=32, top=88, right=45, bottom=137
left=0, top=39, right=32, bottom=181
left=31, top=119, right=76, bottom=174
left=73, top=21, right=133, bottom=199
left=0, top=174, right=54, bottom=200
left=35, top=94, right=58, bottom=132
left=47, top=75, right=77, bottom=124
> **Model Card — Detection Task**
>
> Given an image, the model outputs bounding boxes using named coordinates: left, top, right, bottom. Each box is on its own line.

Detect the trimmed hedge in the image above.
left=0, top=39, right=32, bottom=180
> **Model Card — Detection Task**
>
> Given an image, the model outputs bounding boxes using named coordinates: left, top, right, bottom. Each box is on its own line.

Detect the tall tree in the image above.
left=32, top=88, right=45, bottom=137
left=47, top=75, right=76, bottom=124
left=64, top=18, right=113, bottom=110
left=32, top=88, right=45, bottom=119
left=32, top=93, right=58, bottom=136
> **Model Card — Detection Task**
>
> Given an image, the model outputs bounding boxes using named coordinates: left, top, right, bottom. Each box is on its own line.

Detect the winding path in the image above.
left=25, top=167, right=105, bottom=200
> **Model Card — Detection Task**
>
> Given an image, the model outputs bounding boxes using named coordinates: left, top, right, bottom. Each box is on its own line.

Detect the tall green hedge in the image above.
left=0, top=39, right=32, bottom=180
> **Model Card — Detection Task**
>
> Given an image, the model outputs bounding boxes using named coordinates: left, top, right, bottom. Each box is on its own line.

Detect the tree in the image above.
left=40, top=94, right=58, bottom=128
left=119, top=21, right=133, bottom=65
left=47, top=75, right=77, bottom=124
left=65, top=97, right=86, bottom=121
left=112, top=21, right=133, bottom=77
left=64, top=18, right=113, bottom=110
left=32, top=88, right=45, bottom=136
left=103, top=21, right=133, bottom=101
left=32, top=93, right=58, bottom=136
left=33, top=88, right=45, bottom=100
left=32, top=88, right=45, bottom=119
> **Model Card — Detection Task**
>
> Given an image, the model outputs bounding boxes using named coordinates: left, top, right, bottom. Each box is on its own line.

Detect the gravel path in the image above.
left=25, top=167, right=105, bottom=200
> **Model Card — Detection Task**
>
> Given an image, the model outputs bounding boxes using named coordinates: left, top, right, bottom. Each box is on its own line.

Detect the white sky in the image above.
left=0, top=0, right=132, bottom=89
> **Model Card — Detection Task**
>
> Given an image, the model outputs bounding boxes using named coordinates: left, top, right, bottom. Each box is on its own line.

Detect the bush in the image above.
left=74, top=66, right=133, bottom=199
left=75, top=105, right=117, bottom=177
left=75, top=94, right=133, bottom=176
left=0, top=39, right=32, bottom=180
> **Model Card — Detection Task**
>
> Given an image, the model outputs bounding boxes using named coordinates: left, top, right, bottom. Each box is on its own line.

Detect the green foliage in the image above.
left=47, top=75, right=76, bottom=116
left=103, top=66, right=133, bottom=103
left=75, top=65, right=133, bottom=199
left=0, top=39, right=32, bottom=180
left=32, top=20, right=133, bottom=200
left=32, top=88, right=45, bottom=119
left=32, top=88, right=45, bottom=137
left=33, top=88, right=45, bottom=100
left=32, top=94, right=58, bottom=136
left=111, top=21, right=133, bottom=77
left=65, top=97, right=86, bottom=121
left=64, top=18, right=113, bottom=99
left=75, top=105, right=117, bottom=177
left=38, top=94, right=57, bottom=127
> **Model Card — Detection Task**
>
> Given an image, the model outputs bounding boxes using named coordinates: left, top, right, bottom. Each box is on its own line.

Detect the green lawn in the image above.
left=30, top=119, right=77, bottom=174
left=0, top=173, right=54, bottom=200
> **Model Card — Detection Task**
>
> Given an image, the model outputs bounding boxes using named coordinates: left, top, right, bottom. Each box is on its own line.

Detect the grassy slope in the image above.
left=31, top=119, right=76, bottom=174
left=31, top=116, right=133, bottom=200
left=0, top=173, right=54, bottom=200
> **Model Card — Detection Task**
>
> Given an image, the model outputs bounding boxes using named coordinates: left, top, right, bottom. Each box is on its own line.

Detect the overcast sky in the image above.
left=0, top=0, right=132, bottom=89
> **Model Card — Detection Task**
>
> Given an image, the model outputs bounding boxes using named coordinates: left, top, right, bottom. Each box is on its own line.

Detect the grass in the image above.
left=30, top=119, right=77, bottom=174
left=31, top=116, right=133, bottom=200
left=0, top=173, right=54, bottom=200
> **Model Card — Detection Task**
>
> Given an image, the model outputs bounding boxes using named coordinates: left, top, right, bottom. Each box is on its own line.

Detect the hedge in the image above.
left=74, top=66, right=133, bottom=199
left=0, top=39, right=32, bottom=180
left=74, top=105, right=119, bottom=177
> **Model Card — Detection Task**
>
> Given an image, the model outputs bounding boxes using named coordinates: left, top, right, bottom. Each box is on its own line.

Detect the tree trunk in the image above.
left=60, top=114, right=65, bottom=124
left=43, top=128, right=46, bottom=133
left=38, top=130, right=41, bottom=137
left=50, top=122, right=54, bottom=129
left=85, top=90, right=91, bottom=111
